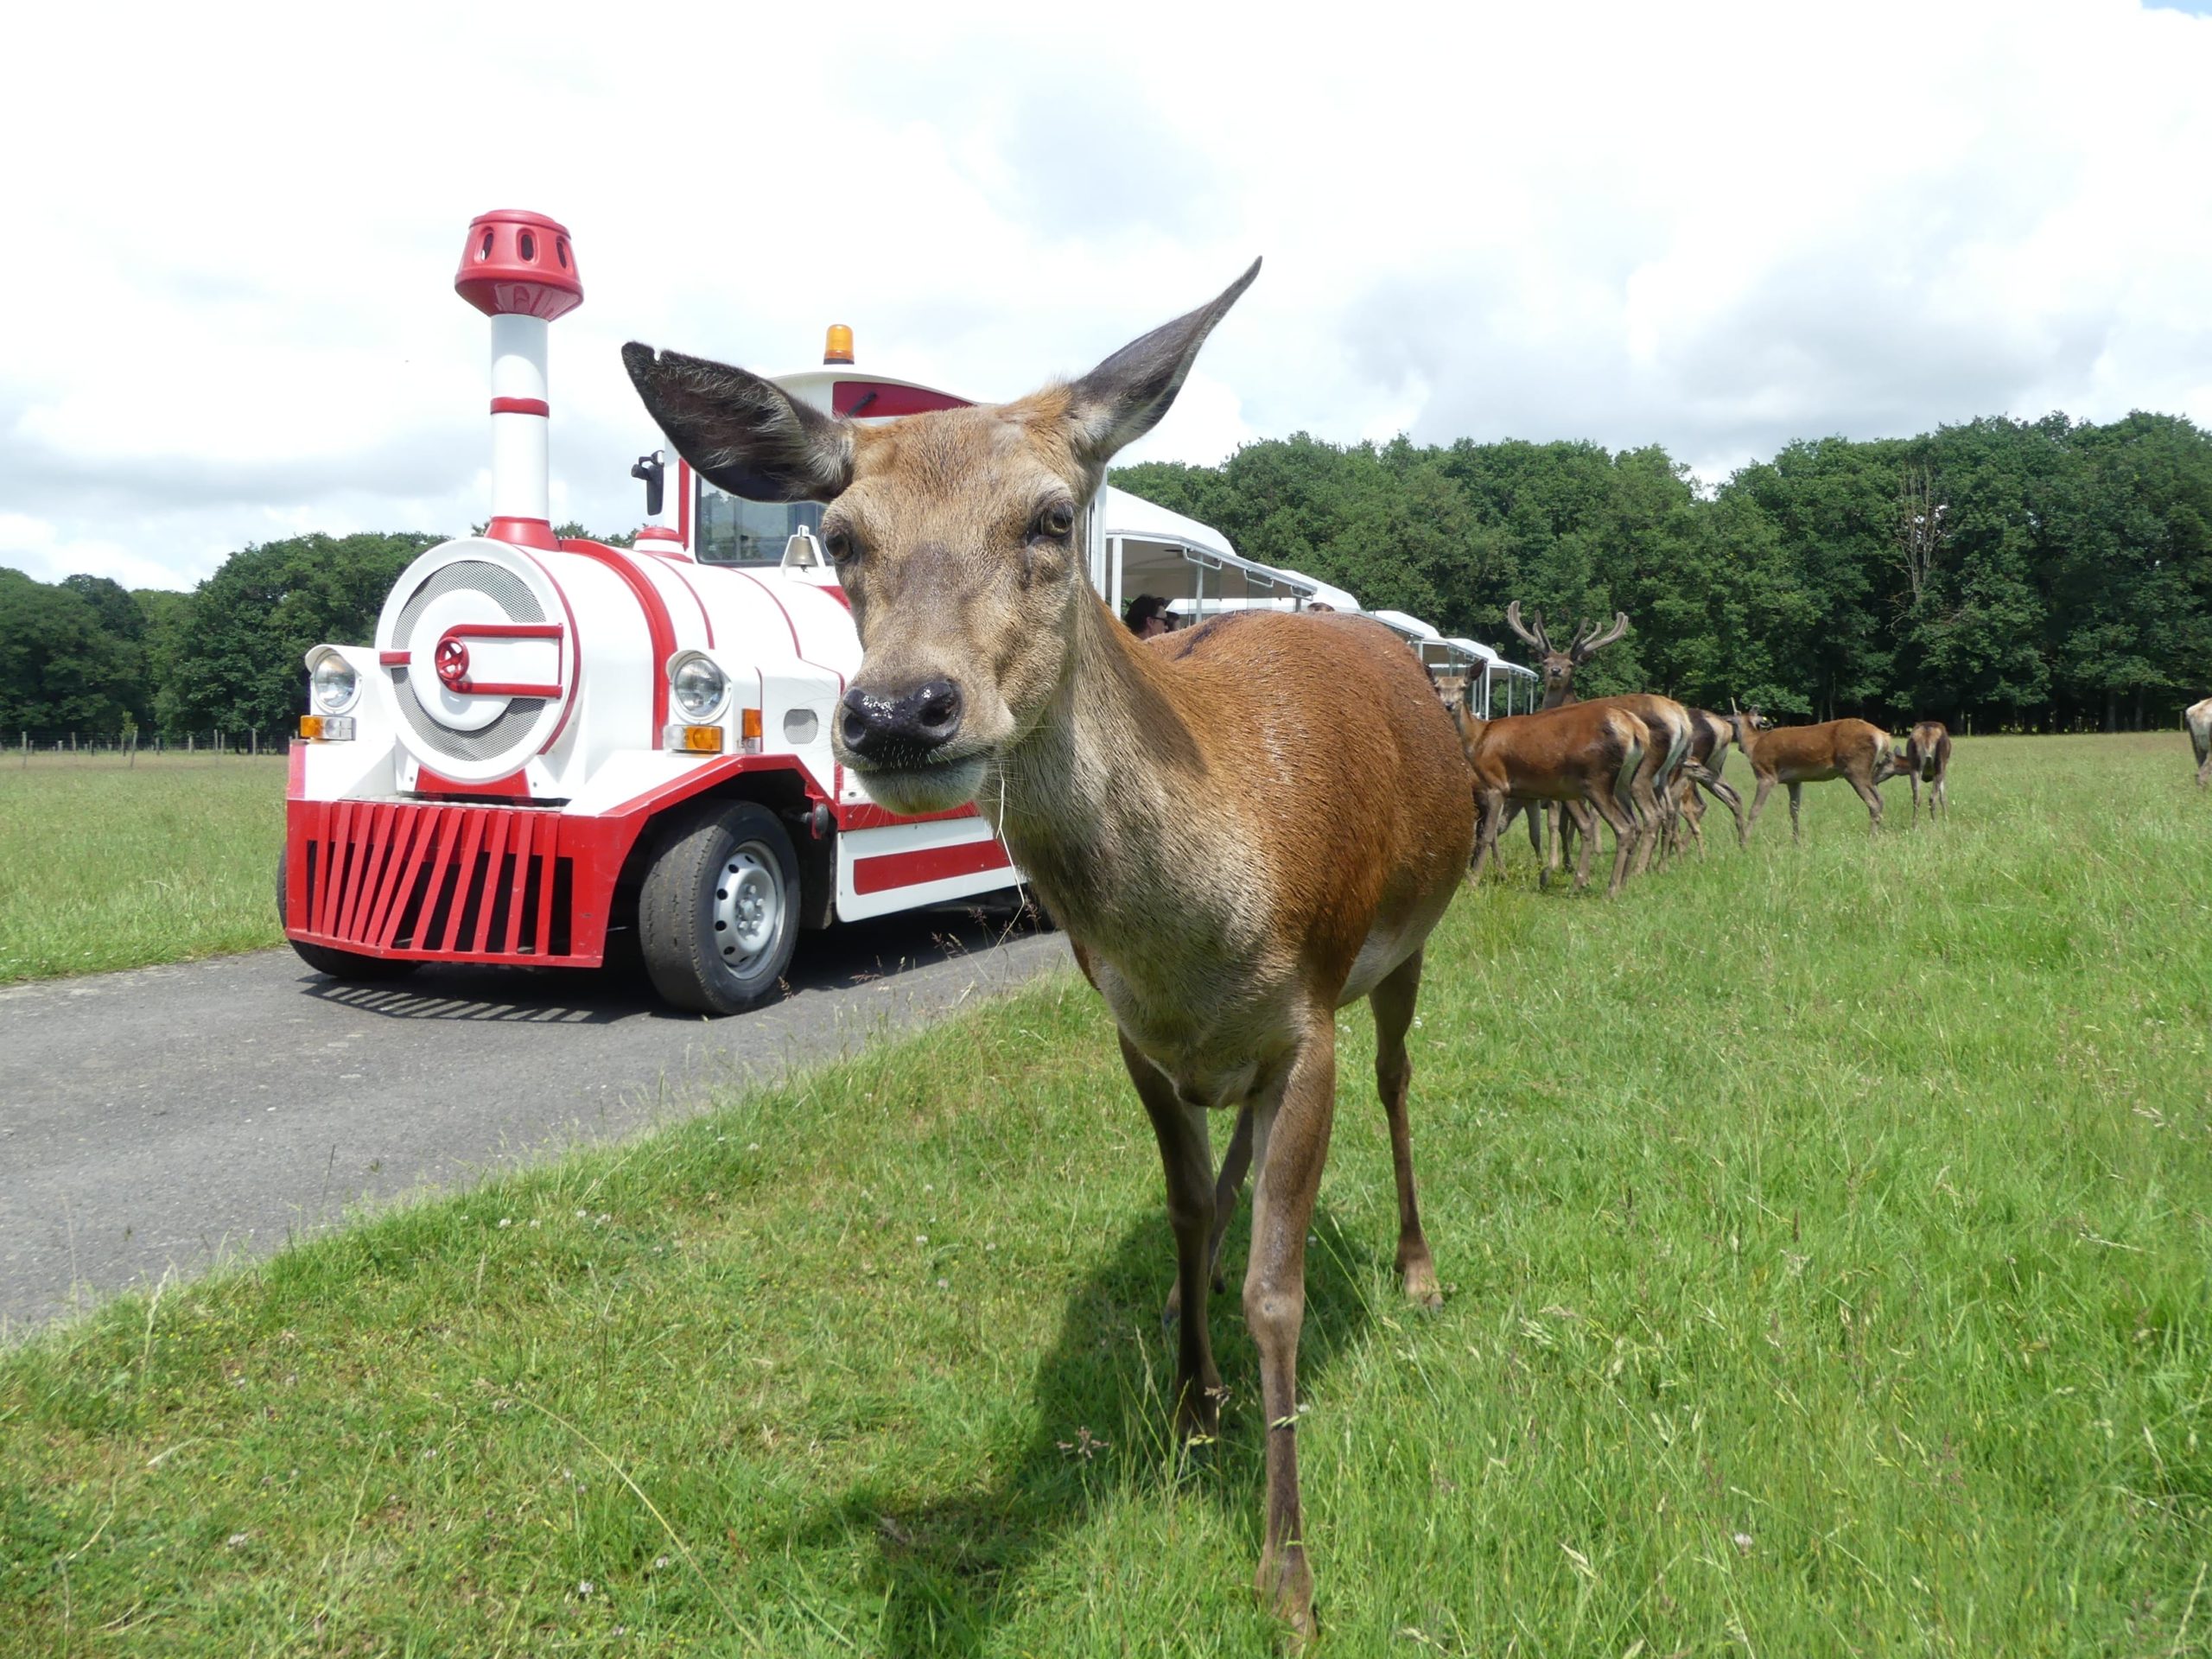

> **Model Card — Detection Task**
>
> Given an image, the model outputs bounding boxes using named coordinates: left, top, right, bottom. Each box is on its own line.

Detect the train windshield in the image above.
left=696, top=486, right=823, bottom=566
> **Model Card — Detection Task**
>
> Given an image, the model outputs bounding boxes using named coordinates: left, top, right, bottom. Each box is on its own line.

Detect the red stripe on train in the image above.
left=851, top=838, right=1013, bottom=895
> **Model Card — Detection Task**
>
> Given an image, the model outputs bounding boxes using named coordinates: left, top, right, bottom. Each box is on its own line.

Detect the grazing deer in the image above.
left=1728, top=705, right=1899, bottom=842
left=2188, top=698, right=2212, bottom=788
left=1903, top=721, right=1952, bottom=820
left=1454, top=703, right=1648, bottom=896
left=625, top=266, right=1475, bottom=1643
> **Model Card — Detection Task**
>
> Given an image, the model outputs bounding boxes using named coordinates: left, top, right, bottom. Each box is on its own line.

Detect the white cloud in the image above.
left=1, top=0, right=2207, bottom=586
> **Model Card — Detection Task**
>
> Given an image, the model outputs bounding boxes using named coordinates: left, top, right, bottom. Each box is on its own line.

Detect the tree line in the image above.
left=0, top=525, right=622, bottom=742
left=1117, top=408, right=2212, bottom=730
left=5, top=410, right=2209, bottom=741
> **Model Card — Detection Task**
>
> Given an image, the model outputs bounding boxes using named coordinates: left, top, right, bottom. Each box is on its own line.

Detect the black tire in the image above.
left=273, top=846, right=420, bottom=982
left=637, top=798, right=802, bottom=1015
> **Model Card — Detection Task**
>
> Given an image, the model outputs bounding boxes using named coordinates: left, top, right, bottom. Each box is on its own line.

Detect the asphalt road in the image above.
left=0, top=910, right=1071, bottom=1333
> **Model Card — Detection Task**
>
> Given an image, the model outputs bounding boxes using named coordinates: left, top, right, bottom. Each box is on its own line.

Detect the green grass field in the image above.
left=2, top=733, right=2209, bottom=1655
left=0, top=753, right=289, bottom=985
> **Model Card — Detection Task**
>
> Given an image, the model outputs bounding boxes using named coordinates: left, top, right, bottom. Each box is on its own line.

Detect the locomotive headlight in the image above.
left=668, top=652, right=729, bottom=721
left=308, top=648, right=360, bottom=715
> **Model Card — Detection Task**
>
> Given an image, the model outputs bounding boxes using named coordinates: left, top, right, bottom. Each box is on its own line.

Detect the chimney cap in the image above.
left=455, top=209, right=583, bottom=321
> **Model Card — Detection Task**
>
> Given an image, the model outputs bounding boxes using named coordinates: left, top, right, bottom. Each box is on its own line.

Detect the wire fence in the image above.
left=10, top=729, right=292, bottom=762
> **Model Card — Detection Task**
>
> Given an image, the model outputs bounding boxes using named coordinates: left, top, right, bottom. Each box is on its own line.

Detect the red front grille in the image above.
left=291, top=800, right=586, bottom=963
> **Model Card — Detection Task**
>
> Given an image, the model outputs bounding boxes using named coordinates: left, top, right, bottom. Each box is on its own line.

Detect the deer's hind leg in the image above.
left=1851, top=773, right=1884, bottom=834
left=1125, top=1032, right=1224, bottom=1443
left=1243, top=1020, right=1338, bottom=1642
left=1370, top=949, right=1440, bottom=1307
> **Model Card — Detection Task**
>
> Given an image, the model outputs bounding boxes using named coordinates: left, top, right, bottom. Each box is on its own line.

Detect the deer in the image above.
left=1672, top=707, right=1746, bottom=855
left=1502, top=602, right=1691, bottom=872
left=1453, top=702, right=1648, bottom=896
left=1727, top=705, right=1901, bottom=842
left=2187, top=698, right=2211, bottom=788
left=1902, top=720, right=1952, bottom=821
left=624, top=264, right=1474, bottom=1645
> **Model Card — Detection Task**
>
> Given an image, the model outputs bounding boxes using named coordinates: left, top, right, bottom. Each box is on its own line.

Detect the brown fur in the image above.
left=1729, top=709, right=1897, bottom=842
left=1500, top=603, right=1689, bottom=870
left=1904, top=720, right=1953, bottom=821
left=1456, top=703, right=1647, bottom=895
left=625, top=265, right=1472, bottom=1643
left=1673, top=706, right=1747, bottom=854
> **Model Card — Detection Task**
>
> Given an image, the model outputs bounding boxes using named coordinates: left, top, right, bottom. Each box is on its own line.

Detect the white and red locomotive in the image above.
left=280, top=209, right=1042, bottom=1013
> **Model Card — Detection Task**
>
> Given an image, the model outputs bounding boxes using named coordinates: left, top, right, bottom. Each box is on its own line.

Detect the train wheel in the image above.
left=638, top=799, right=800, bottom=1015
left=273, top=848, right=420, bottom=982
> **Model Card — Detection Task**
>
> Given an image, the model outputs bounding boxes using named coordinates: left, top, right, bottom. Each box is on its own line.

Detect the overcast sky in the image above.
left=4, top=0, right=2209, bottom=592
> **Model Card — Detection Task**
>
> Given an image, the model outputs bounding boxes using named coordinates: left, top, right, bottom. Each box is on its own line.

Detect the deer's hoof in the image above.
left=1176, top=1380, right=1224, bottom=1447
left=1257, top=1546, right=1316, bottom=1649
left=1400, top=1254, right=1443, bottom=1309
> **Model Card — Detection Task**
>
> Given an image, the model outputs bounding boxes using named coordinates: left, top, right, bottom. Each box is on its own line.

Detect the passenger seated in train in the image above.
left=1123, top=594, right=1173, bottom=639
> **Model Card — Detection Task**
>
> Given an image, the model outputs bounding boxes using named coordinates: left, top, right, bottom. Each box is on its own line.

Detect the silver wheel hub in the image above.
left=712, top=844, right=783, bottom=976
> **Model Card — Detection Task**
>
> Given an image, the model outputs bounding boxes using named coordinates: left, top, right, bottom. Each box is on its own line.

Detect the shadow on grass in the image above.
left=763, top=1200, right=1385, bottom=1655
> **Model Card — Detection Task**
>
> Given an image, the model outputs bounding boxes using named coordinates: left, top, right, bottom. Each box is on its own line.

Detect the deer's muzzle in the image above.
left=839, top=677, right=965, bottom=767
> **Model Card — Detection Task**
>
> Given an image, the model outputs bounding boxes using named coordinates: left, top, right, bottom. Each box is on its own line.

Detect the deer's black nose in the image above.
left=840, top=678, right=964, bottom=763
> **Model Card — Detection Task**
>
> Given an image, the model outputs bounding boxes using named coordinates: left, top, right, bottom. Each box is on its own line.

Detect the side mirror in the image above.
left=631, top=451, right=665, bottom=518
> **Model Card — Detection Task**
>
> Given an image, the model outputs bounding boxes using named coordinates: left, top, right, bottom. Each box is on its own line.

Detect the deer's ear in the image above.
left=1063, top=259, right=1261, bottom=468
left=623, top=344, right=854, bottom=503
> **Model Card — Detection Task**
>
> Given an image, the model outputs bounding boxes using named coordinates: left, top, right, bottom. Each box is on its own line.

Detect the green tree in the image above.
left=0, top=569, right=136, bottom=735
left=162, top=532, right=444, bottom=736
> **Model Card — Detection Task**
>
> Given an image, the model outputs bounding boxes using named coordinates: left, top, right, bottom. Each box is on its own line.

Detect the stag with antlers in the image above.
left=1503, top=601, right=1704, bottom=870
left=626, top=267, right=1474, bottom=1643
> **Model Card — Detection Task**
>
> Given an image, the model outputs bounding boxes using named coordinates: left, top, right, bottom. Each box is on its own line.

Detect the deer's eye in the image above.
left=822, top=526, right=856, bottom=565
left=1032, top=501, right=1077, bottom=542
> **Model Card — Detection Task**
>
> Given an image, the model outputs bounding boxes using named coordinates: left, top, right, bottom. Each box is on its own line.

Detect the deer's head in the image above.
left=1727, top=701, right=1768, bottom=747
left=1504, top=602, right=1628, bottom=701
left=623, top=264, right=1259, bottom=814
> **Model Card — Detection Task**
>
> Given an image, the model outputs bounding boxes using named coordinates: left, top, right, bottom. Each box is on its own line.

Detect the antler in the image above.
left=1569, top=611, right=1630, bottom=664
left=1503, top=601, right=1549, bottom=656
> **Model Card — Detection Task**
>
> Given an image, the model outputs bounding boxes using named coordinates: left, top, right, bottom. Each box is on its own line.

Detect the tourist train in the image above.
left=281, top=209, right=1529, bottom=1012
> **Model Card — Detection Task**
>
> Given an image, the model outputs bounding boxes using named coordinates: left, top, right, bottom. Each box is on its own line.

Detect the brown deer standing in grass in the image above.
left=1903, top=720, right=1953, bottom=821
left=1728, top=705, right=1901, bottom=842
left=1503, top=602, right=1693, bottom=871
left=1453, top=702, right=1649, bottom=896
left=1672, top=706, right=1746, bottom=855
left=625, top=266, right=1473, bottom=1644
left=2187, top=697, right=2212, bottom=787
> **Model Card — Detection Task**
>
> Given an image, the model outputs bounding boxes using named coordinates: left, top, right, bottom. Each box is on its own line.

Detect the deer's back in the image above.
left=1144, top=609, right=1474, bottom=993
left=1751, top=717, right=1888, bottom=781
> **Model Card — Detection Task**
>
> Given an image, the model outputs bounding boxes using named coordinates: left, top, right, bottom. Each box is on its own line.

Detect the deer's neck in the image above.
left=980, top=594, right=1230, bottom=950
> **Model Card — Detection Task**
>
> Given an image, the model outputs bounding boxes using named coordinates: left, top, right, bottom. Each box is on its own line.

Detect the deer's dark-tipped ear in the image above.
left=1064, top=259, right=1261, bottom=467
left=622, top=343, right=854, bottom=503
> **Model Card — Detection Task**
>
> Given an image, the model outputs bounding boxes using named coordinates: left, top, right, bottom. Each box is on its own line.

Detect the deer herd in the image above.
left=1447, top=601, right=1955, bottom=897
left=625, top=265, right=2208, bottom=1647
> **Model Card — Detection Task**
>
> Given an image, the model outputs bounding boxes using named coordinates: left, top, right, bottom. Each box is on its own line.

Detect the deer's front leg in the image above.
left=1244, top=1021, right=1337, bottom=1644
left=1743, top=775, right=1772, bottom=846
left=1124, top=1032, right=1224, bottom=1443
